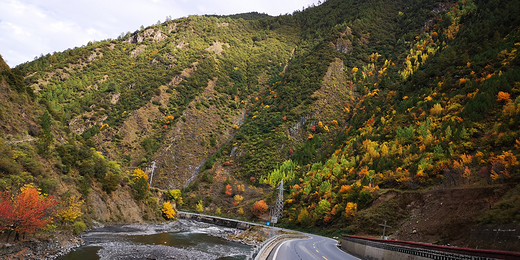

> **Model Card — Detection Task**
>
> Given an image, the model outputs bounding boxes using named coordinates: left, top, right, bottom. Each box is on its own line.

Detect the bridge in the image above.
left=177, top=210, right=266, bottom=230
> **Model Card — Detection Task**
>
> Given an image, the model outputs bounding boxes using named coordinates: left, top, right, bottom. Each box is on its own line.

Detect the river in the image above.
left=58, top=219, right=252, bottom=260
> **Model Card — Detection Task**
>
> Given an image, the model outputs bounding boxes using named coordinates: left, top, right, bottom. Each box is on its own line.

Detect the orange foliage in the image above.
left=497, top=91, right=511, bottom=102
left=339, top=185, right=351, bottom=193
left=164, top=115, right=175, bottom=124
left=0, top=185, right=57, bottom=241
left=460, top=154, right=473, bottom=165
left=251, top=200, right=269, bottom=217
left=225, top=184, right=233, bottom=196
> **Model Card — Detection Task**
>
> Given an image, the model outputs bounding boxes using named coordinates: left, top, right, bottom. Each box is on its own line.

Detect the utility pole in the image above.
left=149, top=161, right=156, bottom=187
left=270, top=179, right=284, bottom=225
left=379, top=220, right=391, bottom=239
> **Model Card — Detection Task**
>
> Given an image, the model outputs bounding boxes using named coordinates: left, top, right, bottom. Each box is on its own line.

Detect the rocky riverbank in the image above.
left=0, top=219, right=275, bottom=259
left=0, top=233, right=82, bottom=260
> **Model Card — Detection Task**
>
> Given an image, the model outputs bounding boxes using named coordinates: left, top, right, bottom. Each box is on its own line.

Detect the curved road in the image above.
left=267, top=234, right=359, bottom=260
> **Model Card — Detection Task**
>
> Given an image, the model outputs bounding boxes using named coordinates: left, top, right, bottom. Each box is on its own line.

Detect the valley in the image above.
left=0, top=0, right=519, bottom=257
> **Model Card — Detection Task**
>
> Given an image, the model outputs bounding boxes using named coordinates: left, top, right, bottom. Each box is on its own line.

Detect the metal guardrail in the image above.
left=342, top=235, right=520, bottom=260
left=247, top=234, right=307, bottom=260
left=177, top=211, right=307, bottom=260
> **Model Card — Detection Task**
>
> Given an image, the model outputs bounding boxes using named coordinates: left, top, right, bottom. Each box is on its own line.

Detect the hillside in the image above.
left=2, top=0, right=520, bottom=251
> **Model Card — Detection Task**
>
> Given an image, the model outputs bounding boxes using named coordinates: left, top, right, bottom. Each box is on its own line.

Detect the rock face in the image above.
left=128, top=29, right=168, bottom=44
left=86, top=185, right=153, bottom=223
left=334, top=27, right=353, bottom=53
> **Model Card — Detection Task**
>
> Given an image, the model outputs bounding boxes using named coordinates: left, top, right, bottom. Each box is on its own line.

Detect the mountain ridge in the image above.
left=1, top=0, right=519, bottom=251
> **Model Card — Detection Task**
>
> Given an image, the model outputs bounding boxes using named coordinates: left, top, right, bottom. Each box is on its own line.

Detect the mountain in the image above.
left=3, top=0, right=520, bottom=250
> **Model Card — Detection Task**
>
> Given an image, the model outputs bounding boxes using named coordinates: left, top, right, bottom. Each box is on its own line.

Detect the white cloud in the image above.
left=0, top=0, right=320, bottom=67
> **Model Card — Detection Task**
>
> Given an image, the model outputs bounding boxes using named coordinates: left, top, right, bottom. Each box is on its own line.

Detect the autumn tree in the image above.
left=162, top=202, right=176, bottom=219
left=0, top=185, right=57, bottom=242
left=233, top=194, right=244, bottom=205
left=345, top=202, right=357, bottom=218
left=251, top=200, right=268, bottom=218
left=132, top=169, right=149, bottom=200
left=57, top=195, right=83, bottom=223
left=196, top=200, right=204, bottom=212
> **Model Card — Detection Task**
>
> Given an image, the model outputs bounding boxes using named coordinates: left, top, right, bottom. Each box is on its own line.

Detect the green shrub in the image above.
left=73, top=221, right=87, bottom=235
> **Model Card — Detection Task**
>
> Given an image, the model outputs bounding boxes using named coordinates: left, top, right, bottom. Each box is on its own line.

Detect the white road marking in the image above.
left=272, top=239, right=291, bottom=260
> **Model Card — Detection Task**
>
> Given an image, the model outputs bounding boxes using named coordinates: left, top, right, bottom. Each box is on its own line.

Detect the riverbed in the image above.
left=58, top=219, right=252, bottom=260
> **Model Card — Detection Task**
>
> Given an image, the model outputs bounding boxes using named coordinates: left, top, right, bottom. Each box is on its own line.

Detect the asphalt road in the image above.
left=267, top=234, right=359, bottom=260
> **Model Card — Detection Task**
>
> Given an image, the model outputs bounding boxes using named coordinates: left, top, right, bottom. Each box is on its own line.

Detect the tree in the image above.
left=251, top=200, right=268, bottom=218
left=0, top=185, right=57, bottom=242
left=297, top=208, right=312, bottom=226
left=345, top=202, right=357, bottom=218
left=225, top=184, right=233, bottom=196
left=57, top=195, right=83, bottom=223
left=233, top=195, right=244, bottom=205
left=162, top=202, right=176, bottom=219
left=196, top=200, right=204, bottom=212
left=315, top=199, right=331, bottom=219
left=132, top=169, right=149, bottom=200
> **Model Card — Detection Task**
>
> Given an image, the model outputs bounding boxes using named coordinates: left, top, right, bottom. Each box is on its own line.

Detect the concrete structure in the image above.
left=341, top=235, right=520, bottom=260
left=177, top=211, right=265, bottom=230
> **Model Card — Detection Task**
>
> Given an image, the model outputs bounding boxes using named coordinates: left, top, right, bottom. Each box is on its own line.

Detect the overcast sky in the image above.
left=0, top=0, right=321, bottom=67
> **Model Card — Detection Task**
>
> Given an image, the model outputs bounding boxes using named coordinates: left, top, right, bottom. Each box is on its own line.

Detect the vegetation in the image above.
left=0, top=0, right=519, bottom=249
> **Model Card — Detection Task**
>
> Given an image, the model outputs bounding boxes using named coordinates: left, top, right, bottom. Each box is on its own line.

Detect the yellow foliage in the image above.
left=236, top=184, right=245, bottom=193
left=351, top=67, right=359, bottom=73
left=164, top=115, right=175, bottom=124
left=430, top=103, right=443, bottom=115
left=323, top=125, right=330, bottom=132
left=196, top=200, right=204, bottom=212
left=162, top=202, right=176, bottom=219
left=132, top=169, right=149, bottom=182
left=57, top=195, right=84, bottom=222
left=502, top=101, right=518, bottom=117
left=380, top=143, right=389, bottom=157
left=233, top=194, right=244, bottom=204
left=345, top=202, right=357, bottom=218
left=237, top=207, right=244, bottom=215
left=490, top=171, right=500, bottom=181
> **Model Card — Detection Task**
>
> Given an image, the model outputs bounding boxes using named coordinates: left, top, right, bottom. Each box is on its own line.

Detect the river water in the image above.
left=58, top=219, right=252, bottom=260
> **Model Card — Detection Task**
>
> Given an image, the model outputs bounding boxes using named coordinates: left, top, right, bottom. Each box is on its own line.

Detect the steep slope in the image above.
left=279, top=0, right=520, bottom=249
left=0, top=54, right=161, bottom=240
left=8, top=0, right=520, bottom=250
